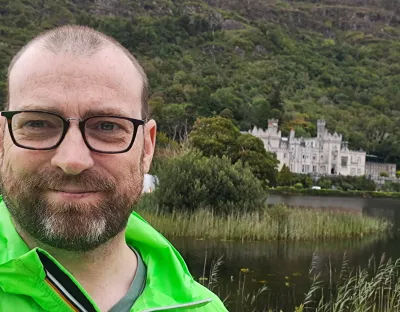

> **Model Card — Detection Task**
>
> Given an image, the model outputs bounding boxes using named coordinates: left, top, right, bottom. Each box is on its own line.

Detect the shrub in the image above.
left=153, top=149, right=266, bottom=214
left=294, top=183, right=303, bottom=189
left=317, top=178, right=332, bottom=189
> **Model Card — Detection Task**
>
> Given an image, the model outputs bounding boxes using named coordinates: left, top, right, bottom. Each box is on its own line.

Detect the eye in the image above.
left=85, top=117, right=131, bottom=135
left=24, top=120, right=54, bottom=128
left=98, top=122, right=119, bottom=131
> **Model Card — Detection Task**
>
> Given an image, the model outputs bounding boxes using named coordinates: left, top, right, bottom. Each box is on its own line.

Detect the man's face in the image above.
left=1, top=44, right=156, bottom=251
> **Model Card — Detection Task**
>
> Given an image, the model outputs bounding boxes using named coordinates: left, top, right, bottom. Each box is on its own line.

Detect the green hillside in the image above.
left=1, top=0, right=399, bottom=165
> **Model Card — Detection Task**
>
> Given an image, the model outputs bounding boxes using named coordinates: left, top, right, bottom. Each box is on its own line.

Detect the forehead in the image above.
left=8, top=43, right=143, bottom=117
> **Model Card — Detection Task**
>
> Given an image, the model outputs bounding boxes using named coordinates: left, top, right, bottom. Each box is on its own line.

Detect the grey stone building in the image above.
left=249, top=119, right=366, bottom=176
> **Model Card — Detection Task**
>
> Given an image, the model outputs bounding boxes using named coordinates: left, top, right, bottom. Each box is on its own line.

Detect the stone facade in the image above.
left=365, top=162, right=397, bottom=179
left=249, top=119, right=366, bottom=176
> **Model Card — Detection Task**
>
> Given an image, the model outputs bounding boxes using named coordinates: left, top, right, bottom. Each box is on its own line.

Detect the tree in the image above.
left=149, top=95, right=193, bottom=141
left=153, top=150, right=266, bottom=214
left=317, top=178, right=332, bottom=189
left=269, top=83, right=284, bottom=112
left=294, top=183, right=303, bottom=189
left=189, top=116, right=240, bottom=159
left=210, top=87, right=243, bottom=117
left=159, top=103, right=191, bottom=141
left=354, top=176, right=376, bottom=191
left=189, top=117, right=279, bottom=187
left=219, top=108, right=234, bottom=120
left=277, top=164, right=293, bottom=186
left=342, top=181, right=355, bottom=191
left=236, top=134, right=279, bottom=187
left=303, top=176, right=313, bottom=188
left=380, top=171, right=389, bottom=178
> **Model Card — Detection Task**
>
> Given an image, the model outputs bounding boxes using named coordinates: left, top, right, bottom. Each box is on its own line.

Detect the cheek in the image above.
left=2, top=143, right=49, bottom=175
left=102, top=154, right=143, bottom=187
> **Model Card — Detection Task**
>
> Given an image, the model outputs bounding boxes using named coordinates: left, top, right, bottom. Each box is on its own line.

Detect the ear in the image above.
left=142, top=119, right=157, bottom=174
left=0, top=117, right=5, bottom=157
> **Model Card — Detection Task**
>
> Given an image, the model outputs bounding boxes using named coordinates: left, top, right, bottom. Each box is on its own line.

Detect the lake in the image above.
left=170, top=195, right=400, bottom=311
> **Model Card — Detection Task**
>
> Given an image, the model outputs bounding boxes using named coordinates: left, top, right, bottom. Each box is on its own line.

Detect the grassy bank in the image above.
left=136, top=204, right=390, bottom=241
left=268, top=186, right=400, bottom=198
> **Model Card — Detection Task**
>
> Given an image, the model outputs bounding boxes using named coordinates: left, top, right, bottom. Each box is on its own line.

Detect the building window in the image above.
left=313, top=165, right=317, bottom=173
left=302, top=165, right=305, bottom=173
left=320, top=165, right=325, bottom=173
left=341, top=156, right=348, bottom=167
left=357, top=157, right=361, bottom=164
left=290, top=165, right=293, bottom=171
left=321, top=155, right=324, bottom=160
left=357, top=168, right=361, bottom=175
left=303, top=154, right=305, bottom=159
left=351, top=168, right=355, bottom=175
left=284, top=153, right=287, bottom=158
left=311, top=142, right=314, bottom=148
left=313, top=154, right=316, bottom=161
left=305, top=165, right=310, bottom=172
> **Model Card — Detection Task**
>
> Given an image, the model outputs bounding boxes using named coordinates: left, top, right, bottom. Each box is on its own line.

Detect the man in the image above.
left=0, top=25, right=227, bottom=312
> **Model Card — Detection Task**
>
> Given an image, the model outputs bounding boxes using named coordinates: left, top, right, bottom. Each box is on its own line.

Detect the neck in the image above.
left=15, top=225, right=138, bottom=311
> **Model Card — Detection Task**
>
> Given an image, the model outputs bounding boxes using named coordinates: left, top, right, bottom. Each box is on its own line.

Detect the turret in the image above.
left=289, top=128, right=295, bottom=140
left=317, top=120, right=326, bottom=138
left=267, top=119, right=279, bottom=130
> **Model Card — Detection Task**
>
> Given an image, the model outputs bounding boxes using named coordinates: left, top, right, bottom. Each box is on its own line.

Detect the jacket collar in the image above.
left=0, top=199, right=210, bottom=311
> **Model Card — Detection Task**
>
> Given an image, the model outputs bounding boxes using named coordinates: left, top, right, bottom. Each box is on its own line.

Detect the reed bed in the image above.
left=299, top=253, right=400, bottom=312
left=136, top=204, right=390, bottom=241
left=203, top=253, right=400, bottom=312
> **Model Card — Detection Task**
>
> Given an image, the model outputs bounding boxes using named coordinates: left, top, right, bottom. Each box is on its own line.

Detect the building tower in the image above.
left=317, top=120, right=326, bottom=138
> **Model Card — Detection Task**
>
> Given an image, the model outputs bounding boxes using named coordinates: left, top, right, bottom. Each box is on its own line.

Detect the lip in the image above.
left=52, top=189, right=96, bottom=193
left=49, top=189, right=99, bottom=199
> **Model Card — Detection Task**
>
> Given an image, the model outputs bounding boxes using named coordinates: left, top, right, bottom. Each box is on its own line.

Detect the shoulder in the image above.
left=190, top=281, right=228, bottom=311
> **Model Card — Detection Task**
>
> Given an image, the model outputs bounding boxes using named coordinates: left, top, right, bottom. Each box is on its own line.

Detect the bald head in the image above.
left=7, top=25, right=149, bottom=119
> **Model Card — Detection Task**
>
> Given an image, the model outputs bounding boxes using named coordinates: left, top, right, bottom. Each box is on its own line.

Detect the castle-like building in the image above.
left=249, top=120, right=366, bottom=176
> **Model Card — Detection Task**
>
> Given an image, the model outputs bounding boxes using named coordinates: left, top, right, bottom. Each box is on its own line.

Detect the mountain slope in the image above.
left=0, top=0, right=399, bottom=165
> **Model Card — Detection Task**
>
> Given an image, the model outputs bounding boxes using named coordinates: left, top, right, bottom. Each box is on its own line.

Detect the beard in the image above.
left=0, top=156, right=144, bottom=252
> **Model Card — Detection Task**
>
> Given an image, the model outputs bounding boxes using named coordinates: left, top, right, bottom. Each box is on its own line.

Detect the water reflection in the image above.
left=172, top=234, right=392, bottom=310
left=170, top=195, right=400, bottom=311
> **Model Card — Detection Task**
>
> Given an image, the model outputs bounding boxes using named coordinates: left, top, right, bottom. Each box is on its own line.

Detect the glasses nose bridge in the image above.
left=65, top=117, right=83, bottom=123
left=64, top=117, right=85, bottom=135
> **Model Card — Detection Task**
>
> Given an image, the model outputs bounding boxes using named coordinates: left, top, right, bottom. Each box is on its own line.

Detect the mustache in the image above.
left=26, top=167, right=117, bottom=192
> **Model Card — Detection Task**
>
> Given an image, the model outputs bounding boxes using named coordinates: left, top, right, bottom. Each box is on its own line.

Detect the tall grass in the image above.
left=202, top=253, right=400, bottom=312
left=199, top=253, right=269, bottom=312
left=299, top=253, right=400, bottom=312
left=136, top=202, right=390, bottom=241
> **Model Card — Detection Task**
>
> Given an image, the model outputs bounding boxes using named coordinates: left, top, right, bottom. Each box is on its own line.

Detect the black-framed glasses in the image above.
left=1, top=110, right=146, bottom=154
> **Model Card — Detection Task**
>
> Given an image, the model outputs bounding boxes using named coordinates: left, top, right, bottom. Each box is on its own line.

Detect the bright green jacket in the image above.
left=0, top=198, right=228, bottom=311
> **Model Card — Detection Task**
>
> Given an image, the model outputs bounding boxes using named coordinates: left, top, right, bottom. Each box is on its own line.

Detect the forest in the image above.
left=1, top=0, right=399, bottom=166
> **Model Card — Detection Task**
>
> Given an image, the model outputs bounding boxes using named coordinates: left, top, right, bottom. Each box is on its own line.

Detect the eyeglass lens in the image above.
left=10, top=112, right=135, bottom=152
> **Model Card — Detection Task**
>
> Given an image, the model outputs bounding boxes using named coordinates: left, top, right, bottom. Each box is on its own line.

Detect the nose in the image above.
left=51, top=123, right=94, bottom=175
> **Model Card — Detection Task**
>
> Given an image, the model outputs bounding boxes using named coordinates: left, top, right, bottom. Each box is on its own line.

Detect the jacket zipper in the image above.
left=140, top=298, right=213, bottom=312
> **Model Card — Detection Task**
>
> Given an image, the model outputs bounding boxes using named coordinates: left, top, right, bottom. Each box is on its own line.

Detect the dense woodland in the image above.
left=1, top=0, right=400, bottom=166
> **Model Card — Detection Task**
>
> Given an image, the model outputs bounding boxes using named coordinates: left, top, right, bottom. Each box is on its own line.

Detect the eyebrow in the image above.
left=81, top=108, right=131, bottom=119
left=17, top=105, right=133, bottom=119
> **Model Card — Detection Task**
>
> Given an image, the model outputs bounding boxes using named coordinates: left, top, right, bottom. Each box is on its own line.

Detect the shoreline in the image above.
left=268, top=187, right=400, bottom=199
